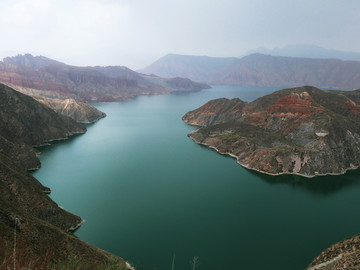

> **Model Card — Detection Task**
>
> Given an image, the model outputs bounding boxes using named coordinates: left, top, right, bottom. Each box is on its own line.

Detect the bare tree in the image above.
left=190, top=256, right=200, bottom=270
left=171, top=253, right=176, bottom=270
left=13, top=217, right=19, bottom=270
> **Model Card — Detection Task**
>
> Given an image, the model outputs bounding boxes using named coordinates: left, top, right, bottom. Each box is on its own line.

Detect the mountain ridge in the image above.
left=0, top=83, right=86, bottom=170
left=141, top=53, right=360, bottom=89
left=138, top=53, right=237, bottom=81
left=244, top=44, right=360, bottom=61
left=0, top=54, right=210, bottom=102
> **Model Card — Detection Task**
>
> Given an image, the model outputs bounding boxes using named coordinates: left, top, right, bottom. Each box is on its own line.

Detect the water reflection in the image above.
left=250, top=168, right=360, bottom=196
left=193, top=122, right=360, bottom=197
left=35, top=121, right=100, bottom=154
left=35, top=132, right=85, bottom=153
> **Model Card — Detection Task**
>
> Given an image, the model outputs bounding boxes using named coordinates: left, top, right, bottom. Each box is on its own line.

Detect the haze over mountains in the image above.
left=140, top=46, right=360, bottom=90
left=244, top=44, right=360, bottom=61
left=0, top=54, right=209, bottom=102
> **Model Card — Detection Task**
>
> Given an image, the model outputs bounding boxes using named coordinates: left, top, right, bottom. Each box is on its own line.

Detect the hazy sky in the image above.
left=0, top=0, right=359, bottom=69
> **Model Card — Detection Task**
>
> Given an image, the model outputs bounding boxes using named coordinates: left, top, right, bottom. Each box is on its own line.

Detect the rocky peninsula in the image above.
left=183, top=86, right=360, bottom=177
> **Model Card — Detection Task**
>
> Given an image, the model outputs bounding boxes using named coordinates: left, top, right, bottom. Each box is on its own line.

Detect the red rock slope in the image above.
left=183, top=86, right=360, bottom=177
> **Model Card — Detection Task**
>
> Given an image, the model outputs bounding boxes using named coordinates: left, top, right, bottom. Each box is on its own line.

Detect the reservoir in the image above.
left=32, top=86, right=360, bottom=270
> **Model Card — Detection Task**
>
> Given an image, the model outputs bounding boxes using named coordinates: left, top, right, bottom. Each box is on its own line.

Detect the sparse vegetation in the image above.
left=217, top=133, right=241, bottom=141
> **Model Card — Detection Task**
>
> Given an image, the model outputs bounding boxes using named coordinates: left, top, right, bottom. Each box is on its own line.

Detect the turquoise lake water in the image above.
left=32, top=86, right=360, bottom=270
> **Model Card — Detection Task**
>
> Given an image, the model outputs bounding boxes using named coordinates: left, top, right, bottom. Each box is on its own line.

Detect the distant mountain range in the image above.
left=244, top=44, right=360, bottom=61
left=0, top=54, right=209, bottom=102
left=140, top=51, right=360, bottom=89
left=139, top=54, right=238, bottom=82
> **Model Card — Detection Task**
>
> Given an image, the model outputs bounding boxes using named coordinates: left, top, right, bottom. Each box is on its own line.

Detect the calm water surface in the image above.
left=33, top=86, right=360, bottom=270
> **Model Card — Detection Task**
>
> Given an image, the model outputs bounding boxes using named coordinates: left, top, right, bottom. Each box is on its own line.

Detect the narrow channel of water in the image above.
left=33, top=86, right=360, bottom=270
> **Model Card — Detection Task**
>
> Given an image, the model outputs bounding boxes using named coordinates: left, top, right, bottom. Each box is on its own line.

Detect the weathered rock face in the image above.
left=3, top=82, right=107, bottom=124
left=306, top=234, right=360, bottom=270
left=0, top=54, right=210, bottom=102
left=182, top=97, right=247, bottom=126
left=183, top=86, right=360, bottom=177
left=34, top=96, right=106, bottom=124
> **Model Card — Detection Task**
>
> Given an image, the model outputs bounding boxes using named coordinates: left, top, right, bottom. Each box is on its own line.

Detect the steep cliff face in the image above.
left=183, top=86, right=360, bottom=177
left=0, top=83, right=130, bottom=269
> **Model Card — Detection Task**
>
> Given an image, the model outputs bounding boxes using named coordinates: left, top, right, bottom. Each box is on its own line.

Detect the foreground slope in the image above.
left=0, top=155, right=130, bottom=269
left=0, top=83, right=131, bottom=269
left=183, top=86, right=360, bottom=177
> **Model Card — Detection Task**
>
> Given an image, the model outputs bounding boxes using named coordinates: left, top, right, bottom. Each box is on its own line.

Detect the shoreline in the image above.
left=31, top=128, right=92, bottom=233
left=188, top=131, right=359, bottom=178
left=80, top=112, right=107, bottom=124
left=33, top=130, right=87, bottom=148
left=30, top=131, right=87, bottom=171
left=68, top=219, right=86, bottom=232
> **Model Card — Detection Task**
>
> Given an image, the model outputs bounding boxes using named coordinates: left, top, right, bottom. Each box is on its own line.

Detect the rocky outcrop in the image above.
left=0, top=54, right=210, bottom=102
left=2, top=82, right=106, bottom=124
left=0, top=83, right=131, bottom=269
left=307, top=234, right=360, bottom=270
left=183, top=86, right=360, bottom=177
left=34, top=96, right=106, bottom=123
